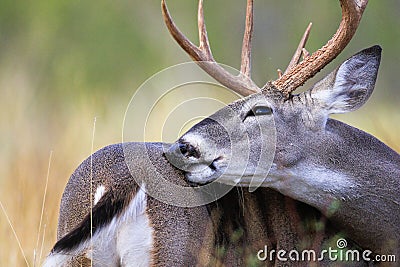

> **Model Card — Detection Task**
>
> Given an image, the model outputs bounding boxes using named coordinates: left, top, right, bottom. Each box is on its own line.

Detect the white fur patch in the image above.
left=43, top=185, right=153, bottom=266
left=42, top=254, right=70, bottom=267
left=186, top=165, right=216, bottom=183
left=312, top=56, right=373, bottom=114
left=262, top=163, right=359, bottom=210
left=94, top=185, right=106, bottom=205
left=116, top=187, right=153, bottom=266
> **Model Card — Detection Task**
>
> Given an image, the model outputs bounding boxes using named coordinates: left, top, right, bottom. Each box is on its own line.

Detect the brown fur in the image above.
left=54, top=142, right=373, bottom=266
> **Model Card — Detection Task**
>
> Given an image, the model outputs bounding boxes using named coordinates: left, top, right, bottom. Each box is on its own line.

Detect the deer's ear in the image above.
left=310, top=45, right=381, bottom=114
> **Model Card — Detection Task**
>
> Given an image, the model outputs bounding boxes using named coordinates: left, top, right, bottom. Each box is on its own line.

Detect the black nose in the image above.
left=179, top=142, right=200, bottom=159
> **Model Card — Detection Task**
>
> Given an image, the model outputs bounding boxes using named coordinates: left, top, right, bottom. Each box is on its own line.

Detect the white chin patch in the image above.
left=186, top=165, right=216, bottom=184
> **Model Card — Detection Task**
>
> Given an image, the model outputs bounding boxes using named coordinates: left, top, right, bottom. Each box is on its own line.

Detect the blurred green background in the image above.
left=0, top=0, right=399, bottom=265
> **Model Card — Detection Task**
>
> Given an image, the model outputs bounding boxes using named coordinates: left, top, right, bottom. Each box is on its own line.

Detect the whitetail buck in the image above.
left=44, top=0, right=399, bottom=266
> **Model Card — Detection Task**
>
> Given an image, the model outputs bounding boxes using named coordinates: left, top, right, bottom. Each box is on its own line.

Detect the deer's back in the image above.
left=56, top=142, right=372, bottom=266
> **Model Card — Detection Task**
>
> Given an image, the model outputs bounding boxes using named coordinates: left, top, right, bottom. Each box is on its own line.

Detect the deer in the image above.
left=163, top=0, right=400, bottom=261
left=43, top=0, right=399, bottom=266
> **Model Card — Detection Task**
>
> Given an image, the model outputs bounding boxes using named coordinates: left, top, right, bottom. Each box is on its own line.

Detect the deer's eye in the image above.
left=253, top=106, right=273, bottom=115
left=244, top=105, right=273, bottom=120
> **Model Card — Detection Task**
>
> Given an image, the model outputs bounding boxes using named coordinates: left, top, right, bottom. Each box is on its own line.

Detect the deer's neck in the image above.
left=269, top=119, right=400, bottom=255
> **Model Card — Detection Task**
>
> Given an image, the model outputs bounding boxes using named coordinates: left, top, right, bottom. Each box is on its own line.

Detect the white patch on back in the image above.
left=116, top=186, right=153, bottom=266
left=42, top=254, right=70, bottom=267
left=43, top=184, right=153, bottom=267
left=94, top=185, right=106, bottom=205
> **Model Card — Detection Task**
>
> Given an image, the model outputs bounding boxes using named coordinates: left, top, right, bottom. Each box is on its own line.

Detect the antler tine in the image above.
left=162, top=0, right=260, bottom=96
left=197, top=0, right=212, bottom=60
left=161, top=0, right=205, bottom=62
left=284, top=22, right=312, bottom=74
left=240, top=0, right=254, bottom=78
left=273, top=0, right=369, bottom=97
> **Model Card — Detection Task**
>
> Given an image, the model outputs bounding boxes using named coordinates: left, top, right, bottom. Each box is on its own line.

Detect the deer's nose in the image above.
left=178, top=142, right=200, bottom=159
left=165, top=141, right=202, bottom=171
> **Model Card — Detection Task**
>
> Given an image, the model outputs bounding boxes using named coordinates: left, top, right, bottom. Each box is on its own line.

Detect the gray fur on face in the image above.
left=170, top=46, right=400, bottom=256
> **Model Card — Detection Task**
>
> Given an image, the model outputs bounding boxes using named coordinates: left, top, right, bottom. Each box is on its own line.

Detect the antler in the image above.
left=161, top=0, right=260, bottom=96
left=162, top=0, right=368, bottom=98
left=273, top=0, right=369, bottom=96
left=284, top=22, right=313, bottom=75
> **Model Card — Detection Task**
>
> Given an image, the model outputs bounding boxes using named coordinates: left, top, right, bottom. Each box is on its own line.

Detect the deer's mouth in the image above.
left=165, top=141, right=227, bottom=184
left=184, top=156, right=227, bottom=184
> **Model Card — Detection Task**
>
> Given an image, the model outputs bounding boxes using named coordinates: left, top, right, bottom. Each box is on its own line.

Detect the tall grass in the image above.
left=0, top=65, right=398, bottom=267
left=0, top=1, right=399, bottom=266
